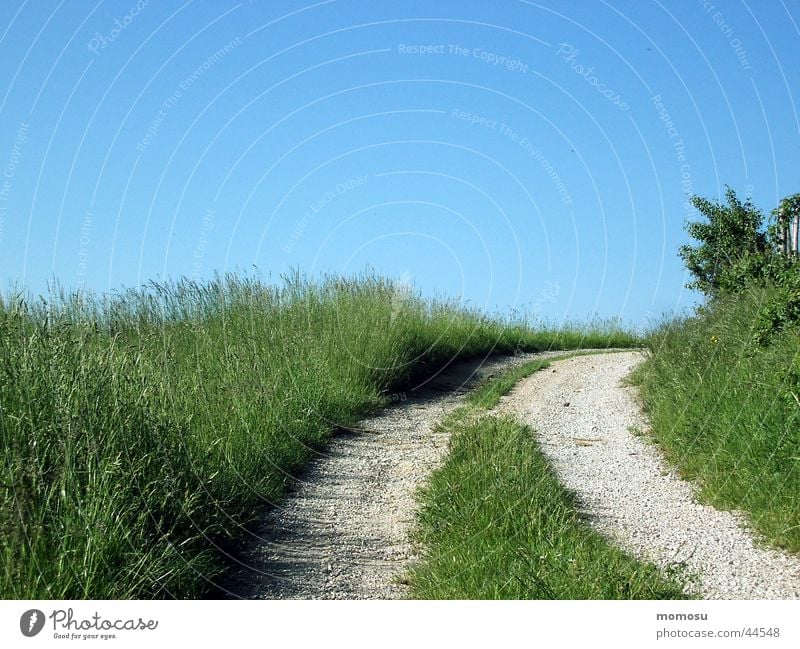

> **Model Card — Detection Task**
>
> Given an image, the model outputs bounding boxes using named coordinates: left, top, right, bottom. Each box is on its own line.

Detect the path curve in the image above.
left=217, top=351, right=562, bottom=599
left=494, top=351, right=800, bottom=599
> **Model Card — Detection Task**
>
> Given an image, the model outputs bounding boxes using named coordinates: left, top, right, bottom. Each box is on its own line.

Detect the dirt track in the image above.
left=217, top=350, right=800, bottom=599
left=494, top=352, right=800, bottom=599
left=217, top=351, right=559, bottom=599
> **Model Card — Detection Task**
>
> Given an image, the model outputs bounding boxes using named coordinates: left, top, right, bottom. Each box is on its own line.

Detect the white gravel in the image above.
left=493, top=351, right=800, bottom=599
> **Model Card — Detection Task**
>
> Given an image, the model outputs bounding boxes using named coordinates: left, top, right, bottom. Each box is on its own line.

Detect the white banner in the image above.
left=1, top=600, right=797, bottom=648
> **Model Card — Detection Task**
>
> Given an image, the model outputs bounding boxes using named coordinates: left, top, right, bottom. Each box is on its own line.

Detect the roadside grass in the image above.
left=632, top=285, right=800, bottom=553
left=0, top=272, right=638, bottom=599
left=408, top=356, right=689, bottom=599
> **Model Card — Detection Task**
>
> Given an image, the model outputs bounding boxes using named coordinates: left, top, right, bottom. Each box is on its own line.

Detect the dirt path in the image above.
left=494, top=351, right=800, bottom=599
left=218, top=351, right=563, bottom=599
left=218, top=350, right=800, bottom=599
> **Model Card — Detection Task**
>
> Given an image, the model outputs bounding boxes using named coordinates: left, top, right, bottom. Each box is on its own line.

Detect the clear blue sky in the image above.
left=1, top=0, right=798, bottom=327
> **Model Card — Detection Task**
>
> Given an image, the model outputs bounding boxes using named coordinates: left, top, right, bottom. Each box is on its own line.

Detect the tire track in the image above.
left=216, top=351, right=562, bottom=599
left=493, top=351, right=800, bottom=599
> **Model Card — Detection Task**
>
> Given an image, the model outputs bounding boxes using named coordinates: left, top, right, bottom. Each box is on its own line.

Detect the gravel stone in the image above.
left=494, top=351, right=800, bottom=599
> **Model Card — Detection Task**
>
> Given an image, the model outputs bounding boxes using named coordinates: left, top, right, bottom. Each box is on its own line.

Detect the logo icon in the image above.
left=20, top=609, right=45, bottom=637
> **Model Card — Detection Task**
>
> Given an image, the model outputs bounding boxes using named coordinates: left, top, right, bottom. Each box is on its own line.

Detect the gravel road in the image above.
left=217, top=349, right=800, bottom=599
left=494, top=351, right=800, bottom=599
left=218, top=351, right=562, bottom=599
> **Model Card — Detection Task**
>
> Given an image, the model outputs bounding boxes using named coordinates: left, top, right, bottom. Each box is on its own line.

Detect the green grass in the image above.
left=408, top=355, right=688, bottom=599
left=0, top=272, right=638, bottom=599
left=633, top=285, right=800, bottom=553
left=466, top=358, right=557, bottom=410
left=408, top=411, right=688, bottom=599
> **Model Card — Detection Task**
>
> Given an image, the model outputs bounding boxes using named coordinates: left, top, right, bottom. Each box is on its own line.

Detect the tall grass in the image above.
left=408, top=360, right=688, bottom=599
left=0, top=272, right=637, bottom=599
left=634, top=285, right=800, bottom=552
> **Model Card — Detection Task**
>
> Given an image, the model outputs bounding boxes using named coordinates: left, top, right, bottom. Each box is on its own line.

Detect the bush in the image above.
left=679, top=187, right=770, bottom=296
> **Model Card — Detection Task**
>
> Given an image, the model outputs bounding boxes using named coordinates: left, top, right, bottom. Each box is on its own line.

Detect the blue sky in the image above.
left=0, top=0, right=798, bottom=326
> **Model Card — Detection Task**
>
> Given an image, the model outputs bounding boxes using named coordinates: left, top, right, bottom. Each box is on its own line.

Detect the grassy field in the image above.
left=408, top=356, right=688, bottom=599
left=0, top=272, right=638, bottom=599
left=633, top=285, right=800, bottom=553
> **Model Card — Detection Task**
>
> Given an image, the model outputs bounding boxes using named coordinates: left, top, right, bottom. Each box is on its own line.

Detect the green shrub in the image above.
left=679, top=187, right=770, bottom=296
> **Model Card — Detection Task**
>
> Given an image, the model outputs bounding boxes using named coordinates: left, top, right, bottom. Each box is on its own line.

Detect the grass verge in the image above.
left=0, top=272, right=637, bottom=599
left=408, top=356, right=689, bottom=599
left=632, top=285, right=800, bottom=552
